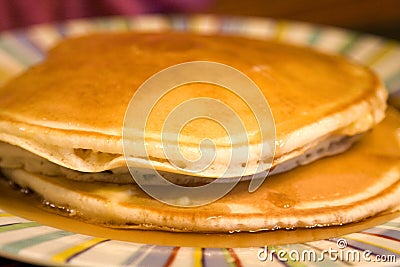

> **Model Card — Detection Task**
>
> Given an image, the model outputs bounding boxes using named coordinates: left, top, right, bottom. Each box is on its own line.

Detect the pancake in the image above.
left=0, top=134, right=360, bottom=185
left=1, top=108, right=399, bottom=232
left=0, top=32, right=396, bottom=232
left=0, top=32, right=387, bottom=178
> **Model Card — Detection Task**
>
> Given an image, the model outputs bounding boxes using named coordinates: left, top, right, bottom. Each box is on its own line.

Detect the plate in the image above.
left=0, top=15, right=399, bottom=267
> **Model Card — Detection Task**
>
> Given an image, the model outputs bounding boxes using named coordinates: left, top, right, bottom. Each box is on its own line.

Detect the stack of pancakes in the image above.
left=0, top=32, right=398, bottom=232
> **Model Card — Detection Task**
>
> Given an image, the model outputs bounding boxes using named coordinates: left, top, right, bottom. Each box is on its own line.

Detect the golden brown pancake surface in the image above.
left=0, top=32, right=387, bottom=176
left=2, top=108, right=399, bottom=232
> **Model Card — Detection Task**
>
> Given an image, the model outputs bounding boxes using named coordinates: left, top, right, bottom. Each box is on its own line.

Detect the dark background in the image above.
left=211, top=0, right=400, bottom=40
left=0, top=0, right=399, bottom=40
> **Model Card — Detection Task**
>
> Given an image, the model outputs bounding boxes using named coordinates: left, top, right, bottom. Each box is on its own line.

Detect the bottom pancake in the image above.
left=1, top=108, right=399, bottom=233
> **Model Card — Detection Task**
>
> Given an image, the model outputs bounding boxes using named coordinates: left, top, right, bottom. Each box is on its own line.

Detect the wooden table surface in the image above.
left=209, top=0, right=400, bottom=40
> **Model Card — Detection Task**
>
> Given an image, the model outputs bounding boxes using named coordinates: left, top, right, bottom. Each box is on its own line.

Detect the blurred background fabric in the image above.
left=0, top=0, right=399, bottom=40
left=0, top=0, right=213, bottom=31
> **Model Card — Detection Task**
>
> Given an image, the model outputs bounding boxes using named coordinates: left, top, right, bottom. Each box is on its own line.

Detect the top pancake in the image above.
left=0, top=32, right=387, bottom=176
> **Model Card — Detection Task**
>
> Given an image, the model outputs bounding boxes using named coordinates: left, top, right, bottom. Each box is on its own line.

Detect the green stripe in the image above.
left=94, top=18, right=111, bottom=30
left=122, top=17, right=133, bottom=30
left=275, top=20, right=287, bottom=41
left=121, top=244, right=153, bottom=266
left=338, top=32, right=361, bottom=55
left=2, top=230, right=74, bottom=254
left=122, top=17, right=132, bottom=30
left=308, top=28, right=322, bottom=45
left=383, top=221, right=400, bottom=228
left=221, top=248, right=236, bottom=267
left=386, top=70, right=400, bottom=92
left=272, top=246, right=307, bottom=267
left=294, top=243, right=344, bottom=266
left=0, top=39, right=32, bottom=66
left=366, top=41, right=398, bottom=67
left=0, top=222, right=41, bottom=232
left=95, top=18, right=131, bottom=31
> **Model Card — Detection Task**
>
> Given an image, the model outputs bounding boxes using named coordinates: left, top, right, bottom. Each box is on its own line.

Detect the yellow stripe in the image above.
left=0, top=213, right=13, bottom=217
left=366, top=41, right=397, bottom=66
left=0, top=68, right=13, bottom=82
left=51, top=237, right=107, bottom=263
left=193, top=247, right=202, bottom=267
left=344, top=235, right=400, bottom=255
left=275, top=20, right=287, bottom=41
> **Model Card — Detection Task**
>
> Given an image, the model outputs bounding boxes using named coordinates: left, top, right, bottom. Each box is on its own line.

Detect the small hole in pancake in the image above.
left=73, top=148, right=92, bottom=160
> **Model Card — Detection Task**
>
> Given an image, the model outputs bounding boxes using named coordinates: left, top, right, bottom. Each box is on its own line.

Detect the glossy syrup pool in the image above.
left=0, top=177, right=399, bottom=248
